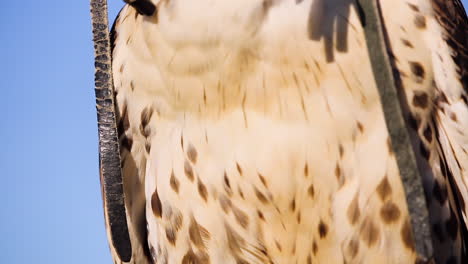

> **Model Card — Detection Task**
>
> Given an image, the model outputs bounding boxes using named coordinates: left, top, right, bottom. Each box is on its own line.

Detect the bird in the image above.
left=104, top=0, right=468, bottom=263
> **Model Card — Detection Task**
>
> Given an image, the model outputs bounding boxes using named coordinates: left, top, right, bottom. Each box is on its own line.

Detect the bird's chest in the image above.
left=145, top=107, right=354, bottom=263
left=140, top=4, right=381, bottom=261
left=136, top=0, right=379, bottom=226
left=134, top=0, right=377, bottom=118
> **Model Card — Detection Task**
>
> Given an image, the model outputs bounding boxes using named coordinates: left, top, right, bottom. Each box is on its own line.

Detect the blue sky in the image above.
left=1, top=1, right=467, bottom=263
left=1, top=1, right=123, bottom=263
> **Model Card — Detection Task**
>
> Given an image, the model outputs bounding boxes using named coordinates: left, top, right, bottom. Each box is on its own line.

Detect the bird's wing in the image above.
left=377, top=0, right=468, bottom=261
left=430, top=0, right=468, bottom=257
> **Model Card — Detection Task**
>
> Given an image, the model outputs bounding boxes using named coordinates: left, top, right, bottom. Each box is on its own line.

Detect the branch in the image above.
left=90, top=0, right=132, bottom=262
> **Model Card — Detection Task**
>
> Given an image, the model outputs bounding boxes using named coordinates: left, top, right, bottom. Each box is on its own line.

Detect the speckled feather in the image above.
left=106, top=0, right=468, bottom=263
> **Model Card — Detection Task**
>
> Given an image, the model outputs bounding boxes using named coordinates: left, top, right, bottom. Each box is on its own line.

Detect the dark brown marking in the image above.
left=275, top=240, right=282, bottom=252
left=347, top=195, right=360, bottom=225
left=335, top=163, right=344, bottom=187
left=312, top=241, right=318, bottom=255
left=318, top=220, right=328, bottom=239
left=412, top=90, right=429, bottom=108
left=407, top=3, right=420, bottom=12
left=377, top=176, right=392, bottom=201
left=423, top=125, right=433, bottom=143
left=140, top=106, right=154, bottom=137
left=380, top=201, right=401, bottom=224
left=339, top=144, right=344, bottom=158
left=308, top=184, right=315, bottom=198
left=117, top=103, right=130, bottom=134
left=314, top=59, right=321, bottom=72
left=257, top=210, right=265, bottom=221
left=181, top=249, right=198, bottom=264
left=145, top=142, right=151, bottom=154
left=170, top=170, right=180, bottom=194
left=236, top=162, right=243, bottom=176
left=385, top=139, right=393, bottom=156
left=184, top=160, right=194, bottom=181
left=304, top=163, right=309, bottom=177
left=225, top=224, right=246, bottom=255
left=450, top=112, right=458, bottom=122
left=173, top=211, right=183, bottom=231
left=189, top=217, right=210, bottom=250
left=203, top=88, right=207, bottom=105
left=224, top=172, right=231, bottom=189
left=409, top=62, right=426, bottom=83
left=335, top=163, right=341, bottom=179
left=198, top=178, right=209, bottom=201
left=435, top=90, right=449, bottom=105
left=262, top=0, right=274, bottom=12
left=307, top=255, right=312, bottom=264
left=219, top=194, right=232, bottom=213
left=120, top=136, right=133, bottom=151
left=401, top=39, right=414, bottom=48
left=258, top=173, right=268, bottom=187
left=224, top=171, right=233, bottom=196
left=165, top=227, right=176, bottom=245
left=401, top=218, right=415, bottom=251
left=255, top=187, right=268, bottom=204
left=290, top=199, right=296, bottom=212
left=297, top=211, right=301, bottom=224
left=238, top=186, right=245, bottom=199
left=414, top=14, right=426, bottom=29
left=151, top=189, right=162, bottom=218
left=232, top=206, right=249, bottom=229
left=187, top=143, right=198, bottom=164
left=357, top=121, right=364, bottom=133
left=360, top=218, right=380, bottom=247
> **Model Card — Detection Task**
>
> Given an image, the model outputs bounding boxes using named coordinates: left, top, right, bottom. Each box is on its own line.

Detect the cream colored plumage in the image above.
left=105, top=0, right=468, bottom=263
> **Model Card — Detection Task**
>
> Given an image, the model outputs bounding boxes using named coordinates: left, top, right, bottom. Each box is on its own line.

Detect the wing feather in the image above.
left=431, top=0, right=468, bottom=258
